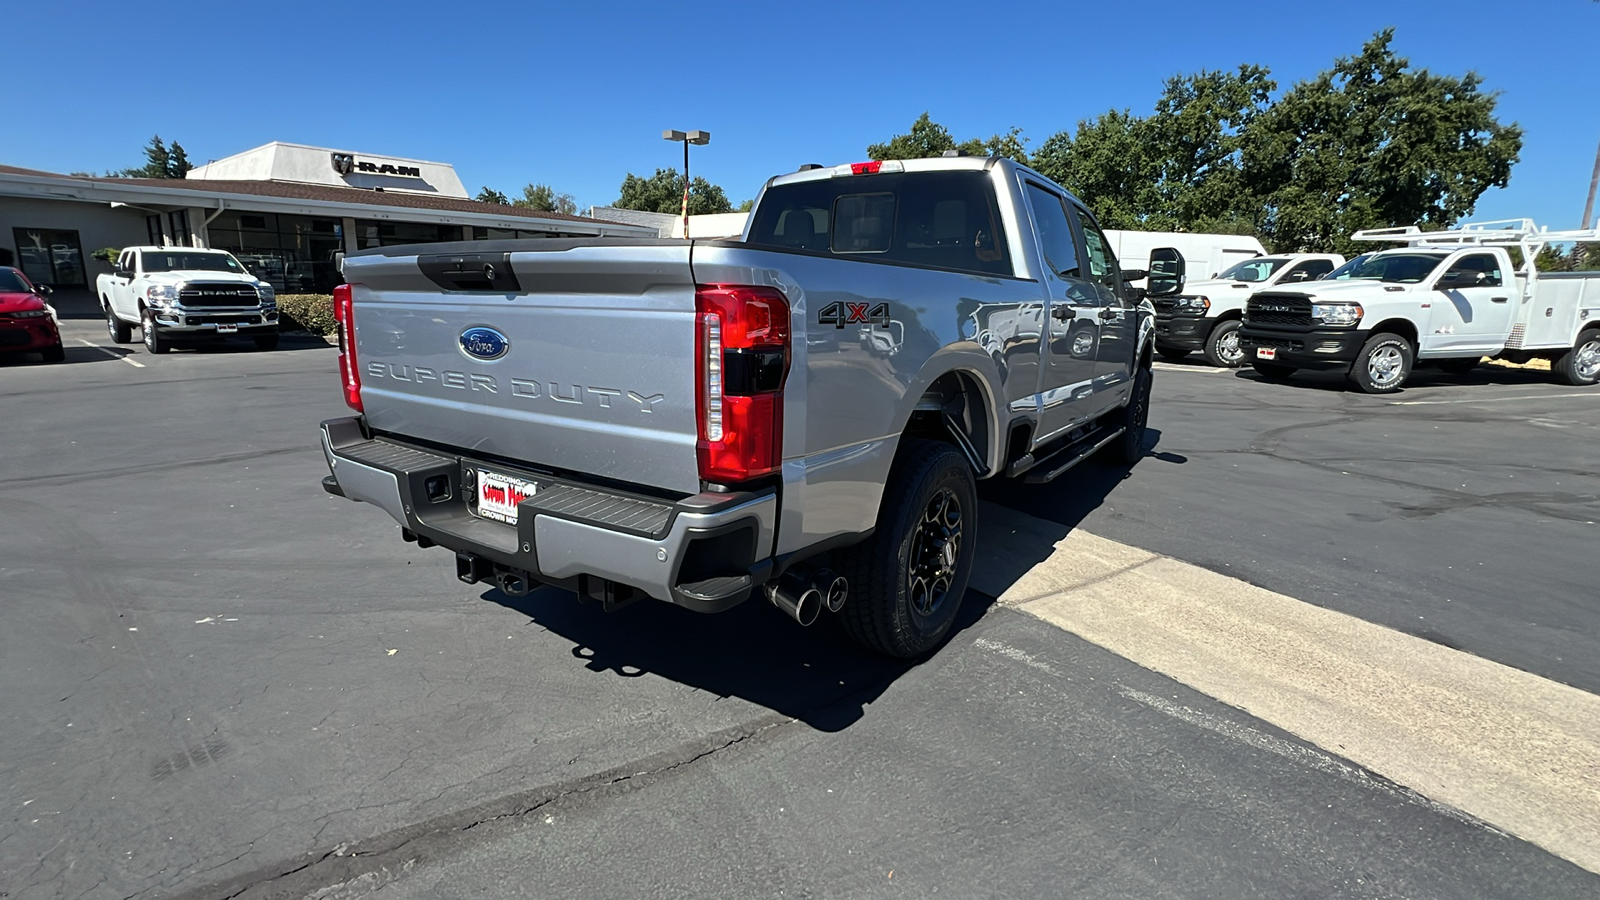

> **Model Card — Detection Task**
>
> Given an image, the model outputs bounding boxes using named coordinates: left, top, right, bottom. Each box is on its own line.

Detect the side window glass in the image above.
left=1462, top=253, right=1503, bottom=287
left=1077, top=214, right=1119, bottom=290
left=1024, top=183, right=1079, bottom=279
left=1304, top=259, right=1334, bottom=278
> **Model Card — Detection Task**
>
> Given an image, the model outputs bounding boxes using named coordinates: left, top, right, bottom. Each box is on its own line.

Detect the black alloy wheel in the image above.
left=836, top=440, right=977, bottom=658
left=1108, top=365, right=1152, bottom=464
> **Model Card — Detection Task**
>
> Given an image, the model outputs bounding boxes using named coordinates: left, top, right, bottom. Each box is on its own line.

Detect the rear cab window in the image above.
left=748, top=171, right=1013, bottom=277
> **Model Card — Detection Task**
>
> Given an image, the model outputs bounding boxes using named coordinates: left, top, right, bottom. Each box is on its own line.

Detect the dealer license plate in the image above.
left=1256, top=347, right=1277, bottom=360
left=476, top=469, right=535, bottom=525
left=216, top=324, right=238, bottom=334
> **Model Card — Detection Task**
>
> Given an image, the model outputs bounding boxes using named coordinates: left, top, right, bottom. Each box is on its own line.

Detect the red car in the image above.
left=0, top=267, right=64, bottom=363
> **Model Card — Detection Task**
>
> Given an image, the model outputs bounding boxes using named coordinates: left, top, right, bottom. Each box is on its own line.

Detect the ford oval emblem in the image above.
left=459, top=326, right=510, bottom=361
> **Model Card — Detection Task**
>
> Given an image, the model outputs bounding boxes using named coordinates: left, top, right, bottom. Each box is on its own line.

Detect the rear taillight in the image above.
left=333, top=283, right=362, bottom=412
left=695, top=284, right=791, bottom=484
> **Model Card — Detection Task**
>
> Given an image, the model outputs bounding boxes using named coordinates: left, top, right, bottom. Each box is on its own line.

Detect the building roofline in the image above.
left=0, top=164, right=651, bottom=234
left=191, top=141, right=456, bottom=170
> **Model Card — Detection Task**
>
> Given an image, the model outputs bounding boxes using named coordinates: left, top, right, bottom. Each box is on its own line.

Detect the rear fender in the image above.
left=892, top=346, right=1007, bottom=474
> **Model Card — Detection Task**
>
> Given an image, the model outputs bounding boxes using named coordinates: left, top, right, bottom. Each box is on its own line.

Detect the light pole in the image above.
left=663, top=129, right=710, bottom=238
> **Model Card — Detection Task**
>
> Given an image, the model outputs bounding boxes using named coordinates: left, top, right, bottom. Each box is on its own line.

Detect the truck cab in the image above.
left=1154, top=253, right=1344, bottom=367
left=1236, top=220, right=1600, bottom=393
left=97, top=247, right=280, bottom=354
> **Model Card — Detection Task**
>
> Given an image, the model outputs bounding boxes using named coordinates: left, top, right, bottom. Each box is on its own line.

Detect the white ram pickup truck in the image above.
left=1153, top=253, right=1344, bottom=367
left=97, top=247, right=280, bottom=354
left=1236, top=220, right=1600, bottom=392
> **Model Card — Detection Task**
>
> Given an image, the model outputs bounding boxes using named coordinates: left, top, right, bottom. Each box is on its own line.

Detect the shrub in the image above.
left=276, top=293, right=336, bottom=335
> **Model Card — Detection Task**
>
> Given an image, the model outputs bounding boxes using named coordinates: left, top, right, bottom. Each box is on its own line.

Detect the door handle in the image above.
left=1051, top=305, right=1075, bottom=321
left=1490, top=297, right=1508, bottom=303
left=1098, top=308, right=1117, bottom=321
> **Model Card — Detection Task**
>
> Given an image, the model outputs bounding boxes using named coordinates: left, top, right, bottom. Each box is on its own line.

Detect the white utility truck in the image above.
left=1154, top=253, right=1345, bottom=367
left=97, top=247, right=280, bottom=354
left=1236, top=219, right=1600, bottom=393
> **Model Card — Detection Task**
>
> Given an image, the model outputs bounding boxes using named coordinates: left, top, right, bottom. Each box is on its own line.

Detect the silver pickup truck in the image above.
left=319, top=156, right=1185, bottom=657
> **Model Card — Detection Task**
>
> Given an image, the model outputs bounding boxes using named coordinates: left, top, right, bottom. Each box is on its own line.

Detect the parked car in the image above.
left=0, top=267, right=64, bottom=363
left=1236, top=220, right=1600, bottom=392
left=97, top=247, right=280, bottom=354
left=318, top=156, right=1187, bottom=657
left=1154, top=253, right=1345, bottom=367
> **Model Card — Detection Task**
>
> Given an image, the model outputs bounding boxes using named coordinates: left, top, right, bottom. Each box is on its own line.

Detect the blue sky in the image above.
left=8, top=0, right=1598, bottom=230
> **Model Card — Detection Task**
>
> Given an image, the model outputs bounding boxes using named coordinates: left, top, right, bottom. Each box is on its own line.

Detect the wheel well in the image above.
left=1214, top=310, right=1242, bottom=322
left=906, top=370, right=992, bottom=475
left=1367, top=318, right=1418, bottom=348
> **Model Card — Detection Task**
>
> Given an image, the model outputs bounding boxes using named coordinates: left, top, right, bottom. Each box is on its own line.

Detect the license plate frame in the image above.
left=1256, top=347, right=1277, bottom=360
left=215, top=323, right=239, bottom=334
left=475, top=468, right=536, bottom=525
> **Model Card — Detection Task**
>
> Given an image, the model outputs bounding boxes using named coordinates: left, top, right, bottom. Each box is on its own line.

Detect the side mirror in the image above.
left=34, top=284, right=52, bottom=297
left=1145, top=247, right=1186, bottom=297
left=1120, top=268, right=1149, bottom=283
left=1281, top=270, right=1311, bottom=283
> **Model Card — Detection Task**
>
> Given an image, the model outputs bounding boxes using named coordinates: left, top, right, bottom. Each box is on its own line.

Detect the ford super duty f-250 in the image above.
left=318, top=156, right=1186, bottom=657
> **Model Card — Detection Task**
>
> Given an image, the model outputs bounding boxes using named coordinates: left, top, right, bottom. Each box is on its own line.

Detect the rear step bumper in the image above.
left=319, top=417, right=777, bottom=612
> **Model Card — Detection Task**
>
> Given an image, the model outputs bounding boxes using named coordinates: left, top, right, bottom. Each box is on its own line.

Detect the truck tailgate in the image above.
left=342, top=241, right=701, bottom=495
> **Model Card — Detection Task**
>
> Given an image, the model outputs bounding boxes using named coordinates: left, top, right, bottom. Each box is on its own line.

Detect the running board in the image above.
left=1018, top=426, right=1125, bottom=484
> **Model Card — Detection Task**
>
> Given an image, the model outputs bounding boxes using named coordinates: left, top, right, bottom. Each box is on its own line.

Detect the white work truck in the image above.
left=97, top=247, right=280, bottom=354
left=1236, top=220, right=1600, bottom=392
left=1154, top=253, right=1345, bottom=366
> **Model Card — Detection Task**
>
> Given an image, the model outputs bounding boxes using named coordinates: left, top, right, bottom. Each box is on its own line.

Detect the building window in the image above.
left=355, top=220, right=464, bottom=249
left=12, top=228, right=87, bottom=286
left=168, top=210, right=192, bottom=246
left=205, top=211, right=345, bottom=292
left=147, top=215, right=164, bottom=246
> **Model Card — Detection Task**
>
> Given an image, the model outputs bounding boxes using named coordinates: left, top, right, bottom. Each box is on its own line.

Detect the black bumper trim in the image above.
left=1153, top=313, right=1216, bottom=351
left=1237, top=325, right=1369, bottom=369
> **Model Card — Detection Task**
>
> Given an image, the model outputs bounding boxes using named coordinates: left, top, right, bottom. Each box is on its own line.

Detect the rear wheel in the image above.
left=142, top=309, right=170, bottom=355
left=42, top=343, right=65, bottom=363
left=1349, top=332, right=1413, bottom=394
left=1553, top=330, right=1600, bottom=386
left=1156, top=346, right=1190, bottom=362
left=836, top=440, right=976, bottom=659
left=253, top=333, right=280, bottom=351
left=1252, top=361, right=1296, bottom=380
left=106, top=306, right=132, bottom=344
left=1203, top=319, right=1246, bottom=367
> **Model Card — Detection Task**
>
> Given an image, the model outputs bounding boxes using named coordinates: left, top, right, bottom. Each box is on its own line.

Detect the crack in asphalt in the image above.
left=166, top=712, right=798, bottom=900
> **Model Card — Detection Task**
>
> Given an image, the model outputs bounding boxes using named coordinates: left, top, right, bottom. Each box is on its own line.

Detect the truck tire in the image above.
left=254, top=333, right=280, bottom=351
left=142, top=309, right=170, bottom=355
left=836, top=440, right=976, bottom=659
left=106, top=306, right=132, bottom=344
left=1552, top=330, right=1600, bottom=386
left=1436, top=358, right=1479, bottom=375
left=1156, top=346, right=1190, bottom=362
left=1349, top=332, right=1412, bottom=394
left=1107, top=365, right=1152, bottom=465
left=1203, top=319, right=1246, bottom=367
left=1251, top=361, right=1295, bottom=380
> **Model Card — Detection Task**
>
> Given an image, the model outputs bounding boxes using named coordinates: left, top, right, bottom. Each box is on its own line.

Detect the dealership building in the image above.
left=0, top=142, right=655, bottom=306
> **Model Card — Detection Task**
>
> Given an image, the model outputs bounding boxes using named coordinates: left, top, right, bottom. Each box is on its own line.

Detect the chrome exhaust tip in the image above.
left=815, top=568, right=848, bottom=613
left=767, top=572, right=822, bottom=627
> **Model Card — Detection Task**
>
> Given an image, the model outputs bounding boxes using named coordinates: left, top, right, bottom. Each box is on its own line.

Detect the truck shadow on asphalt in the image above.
left=476, top=438, right=1155, bottom=733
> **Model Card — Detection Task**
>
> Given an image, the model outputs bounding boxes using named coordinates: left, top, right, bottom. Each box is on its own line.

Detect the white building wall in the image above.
left=0, top=196, right=149, bottom=286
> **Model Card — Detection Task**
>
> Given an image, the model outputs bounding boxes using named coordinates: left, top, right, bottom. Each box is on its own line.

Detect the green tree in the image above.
left=1242, top=30, right=1522, bottom=254
left=736, top=199, right=754, bottom=213
left=117, top=135, right=191, bottom=179
left=1032, top=66, right=1272, bottom=232
left=514, top=183, right=578, bottom=215
left=867, top=113, right=1030, bottom=163
left=615, top=168, right=733, bottom=215
left=475, top=187, right=510, bottom=205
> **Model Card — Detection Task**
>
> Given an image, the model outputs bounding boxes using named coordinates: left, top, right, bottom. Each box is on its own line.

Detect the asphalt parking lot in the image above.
left=2, top=322, right=1597, bottom=899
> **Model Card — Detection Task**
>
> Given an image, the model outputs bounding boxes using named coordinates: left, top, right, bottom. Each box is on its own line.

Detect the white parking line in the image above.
left=76, top=339, right=145, bottom=368
left=1153, top=363, right=1230, bottom=374
left=1389, top=392, right=1599, bottom=406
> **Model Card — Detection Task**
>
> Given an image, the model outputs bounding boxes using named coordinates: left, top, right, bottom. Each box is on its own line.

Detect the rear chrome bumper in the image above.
left=319, top=417, right=777, bottom=611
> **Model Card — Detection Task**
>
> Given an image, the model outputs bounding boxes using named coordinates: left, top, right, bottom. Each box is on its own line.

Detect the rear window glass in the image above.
left=748, top=171, right=1012, bottom=277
